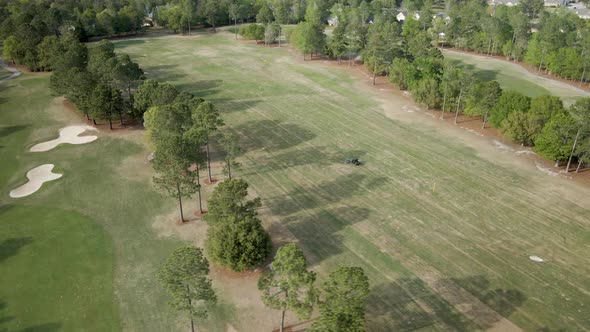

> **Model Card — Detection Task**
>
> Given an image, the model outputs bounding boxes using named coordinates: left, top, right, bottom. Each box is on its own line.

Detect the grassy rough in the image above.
left=115, top=33, right=590, bottom=331
left=0, top=74, right=187, bottom=331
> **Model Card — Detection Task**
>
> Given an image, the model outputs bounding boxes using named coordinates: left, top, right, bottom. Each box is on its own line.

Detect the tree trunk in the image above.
left=454, top=89, right=463, bottom=124
left=93, top=119, right=97, bottom=125
left=186, top=284, right=195, bottom=332
left=227, top=159, right=232, bottom=180
left=576, top=160, right=583, bottom=173
left=235, top=19, right=238, bottom=40
left=279, top=309, right=285, bottom=332
left=372, top=61, right=376, bottom=86
left=109, top=118, right=113, bottom=130
left=177, top=182, right=185, bottom=222
left=206, top=141, right=212, bottom=182
left=119, top=110, right=123, bottom=126
left=196, top=164, right=203, bottom=214
left=482, top=110, right=489, bottom=129
left=566, top=128, right=581, bottom=172
left=440, top=88, right=447, bottom=120
left=538, top=48, right=546, bottom=72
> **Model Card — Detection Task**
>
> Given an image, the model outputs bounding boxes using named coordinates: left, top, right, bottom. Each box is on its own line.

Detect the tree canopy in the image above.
left=258, top=243, right=318, bottom=332
left=158, top=246, right=216, bottom=332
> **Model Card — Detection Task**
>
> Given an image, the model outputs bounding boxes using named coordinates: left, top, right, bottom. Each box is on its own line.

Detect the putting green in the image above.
left=0, top=205, right=118, bottom=331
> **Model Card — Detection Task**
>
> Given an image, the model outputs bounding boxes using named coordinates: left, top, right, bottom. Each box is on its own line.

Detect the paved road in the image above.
left=0, top=59, right=21, bottom=83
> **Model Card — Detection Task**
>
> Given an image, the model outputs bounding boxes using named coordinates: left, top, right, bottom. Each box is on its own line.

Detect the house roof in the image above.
left=544, top=0, right=565, bottom=6
left=489, top=0, right=519, bottom=6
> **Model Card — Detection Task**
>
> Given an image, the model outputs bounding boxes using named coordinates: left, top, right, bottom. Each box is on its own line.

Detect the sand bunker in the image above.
left=9, top=164, right=62, bottom=198
left=30, top=125, right=98, bottom=152
left=529, top=255, right=545, bottom=263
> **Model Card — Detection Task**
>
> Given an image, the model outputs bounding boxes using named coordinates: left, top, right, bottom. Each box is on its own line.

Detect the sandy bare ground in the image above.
left=30, top=125, right=98, bottom=152
left=9, top=164, right=62, bottom=198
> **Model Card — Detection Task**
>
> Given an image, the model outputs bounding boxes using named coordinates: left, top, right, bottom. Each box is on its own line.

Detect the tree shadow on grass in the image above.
left=0, top=237, right=33, bottom=262
left=447, top=60, right=499, bottom=82
left=279, top=206, right=372, bottom=266
left=178, top=80, right=223, bottom=98
left=449, top=275, right=526, bottom=319
left=239, top=146, right=368, bottom=175
left=0, top=299, right=61, bottom=332
left=216, top=98, right=264, bottom=114
left=230, top=120, right=316, bottom=152
left=0, top=125, right=29, bottom=138
left=113, top=39, right=145, bottom=49
left=265, top=172, right=387, bottom=217
left=366, top=276, right=525, bottom=331
left=143, top=64, right=185, bottom=82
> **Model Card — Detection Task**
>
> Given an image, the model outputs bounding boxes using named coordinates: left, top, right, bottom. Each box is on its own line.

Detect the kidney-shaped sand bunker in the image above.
left=30, top=125, right=98, bottom=152
left=9, top=164, right=63, bottom=198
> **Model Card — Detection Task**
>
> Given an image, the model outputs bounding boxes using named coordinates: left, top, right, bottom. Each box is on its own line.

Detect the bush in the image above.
left=205, top=215, right=271, bottom=271
left=412, top=78, right=442, bottom=109
left=489, top=91, right=530, bottom=128
left=239, top=23, right=265, bottom=42
left=501, top=111, right=542, bottom=146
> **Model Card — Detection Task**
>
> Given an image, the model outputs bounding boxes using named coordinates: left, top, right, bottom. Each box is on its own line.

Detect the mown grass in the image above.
left=0, top=74, right=195, bottom=331
left=115, top=33, right=590, bottom=331
left=443, top=50, right=588, bottom=105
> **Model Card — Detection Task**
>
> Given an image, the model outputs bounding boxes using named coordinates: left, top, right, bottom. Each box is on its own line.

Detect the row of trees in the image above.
left=435, top=0, right=590, bottom=83
left=385, top=28, right=590, bottom=171
left=0, top=0, right=149, bottom=70
left=264, top=0, right=590, bottom=171
left=48, top=35, right=144, bottom=129
left=159, top=242, right=371, bottom=332
left=148, top=111, right=371, bottom=331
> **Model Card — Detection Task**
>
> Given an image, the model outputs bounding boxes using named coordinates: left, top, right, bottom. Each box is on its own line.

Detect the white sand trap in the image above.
left=529, top=255, right=545, bottom=263
left=30, top=125, right=98, bottom=152
left=9, top=164, right=62, bottom=198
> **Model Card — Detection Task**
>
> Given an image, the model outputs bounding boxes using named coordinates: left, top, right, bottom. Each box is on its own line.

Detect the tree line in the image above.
left=236, top=0, right=590, bottom=172
left=46, top=32, right=144, bottom=129
left=0, top=0, right=151, bottom=70
left=160, top=242, right=371, bottom=332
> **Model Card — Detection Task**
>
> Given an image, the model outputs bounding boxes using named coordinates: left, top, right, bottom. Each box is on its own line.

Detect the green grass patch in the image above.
left=443, top=50, right=588, bottom=105
left=0, top=205, right=118, bottom=331
left=0, top=74, right=194, bottom=331
left=114, top=33, right=590, bottom=331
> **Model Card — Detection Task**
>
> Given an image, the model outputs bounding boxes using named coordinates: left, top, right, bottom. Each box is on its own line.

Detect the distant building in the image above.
left=432, top=13, right=452, bottom=23
left=544, top=0, right=568, bottom=7
left=568, top=4, right=590, bottom=18
left=396, top=11, right=420, bottom=22
left=327, top=16, right=338, bottom=26
left=489, top=0, right=519, bottom=6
